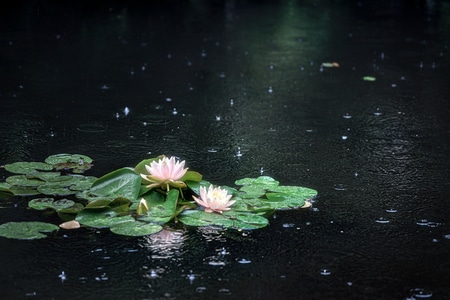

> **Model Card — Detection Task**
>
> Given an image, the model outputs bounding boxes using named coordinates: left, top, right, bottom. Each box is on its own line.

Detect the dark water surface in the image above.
left=1, top=1, right=450, bottom=299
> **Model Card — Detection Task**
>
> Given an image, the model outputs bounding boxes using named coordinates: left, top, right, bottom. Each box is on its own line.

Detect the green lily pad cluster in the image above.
left=0, top=154, right=317, bottom=239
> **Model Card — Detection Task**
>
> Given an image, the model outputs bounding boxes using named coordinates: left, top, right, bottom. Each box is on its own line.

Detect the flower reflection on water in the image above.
left=141, top=228, right=186, bottom=259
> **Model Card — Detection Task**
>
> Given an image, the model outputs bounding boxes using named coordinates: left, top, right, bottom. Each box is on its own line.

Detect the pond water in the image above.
left=1, top=1, right=450, bottom=299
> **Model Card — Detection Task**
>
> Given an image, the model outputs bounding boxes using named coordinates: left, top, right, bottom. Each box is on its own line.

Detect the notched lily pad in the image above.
left=45, top=154, right=94, bottom=173
left=0, top=221, right=59, bottom=240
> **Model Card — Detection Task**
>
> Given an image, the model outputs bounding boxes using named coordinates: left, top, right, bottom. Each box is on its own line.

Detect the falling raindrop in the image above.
left=236, top=147, right=242, bottom=157
left=58, top=271, right=67, bottom=283
left=260, top=167, right=264, bottom=175
left=123, top=106, right=130, bottom=116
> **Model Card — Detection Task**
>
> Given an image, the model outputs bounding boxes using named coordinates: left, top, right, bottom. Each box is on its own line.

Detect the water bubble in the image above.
left=385, top=208, right=397, bottom=213
left=376, top=217, right=390, bottom=224
left=341, top=135, right=348, bottom=140
left=100, top=84, right=110, bottom=90
left=343, top=113, right=352, bottom=119
left=268, top=86, right=273, bottom=93
left=166, top=97, right=172, bottom=102
left=123, top=106, right=130, bottom=116
left=207, top=148, right=218, bottom=153
left=347, top=281, right=353, bottom=286
left=172, top=108, right=178, bottom=115
left=200, top=49, right=207, bottom=57
left=320, top=269, right=331, bottom=275
left=282, top=223, right=295, bottom=228
left=391, top=83, right=397, bottom=88
left=196, top=287, right=207, bottom=293
left=215, top=115, right=221, bottom=121
left=230, top=99, right=234, bottom=106
left=444, top=234, right=450, bottom=240
left=419, top=61, right=424, bottom=68
left=260, top=167, right=264, bottom=175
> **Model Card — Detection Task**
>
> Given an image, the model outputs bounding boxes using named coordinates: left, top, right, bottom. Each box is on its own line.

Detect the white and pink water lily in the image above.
left=193, top=185, right=236, bottom=214
left=140, top=156, right=188, bottom=190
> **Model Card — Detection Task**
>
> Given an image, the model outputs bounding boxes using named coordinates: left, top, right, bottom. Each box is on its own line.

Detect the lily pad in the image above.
left=0, top=221, right=59, bottom=240
left=110, top=221, right=163, bottom=236
left=75, top=209, right=134, bottom=228
left=6, top=175, right=45, bottom=187
left=88, top=168, right=141, bottom=201
left=139, top=189, right=179, bottom=223
left=45, top=153, right=93, bottom=164
left=178, top=210, right=269, bottom=230
left=4, top=162, right=53, bottom=174
left=28, top=198, right=76, bottom=211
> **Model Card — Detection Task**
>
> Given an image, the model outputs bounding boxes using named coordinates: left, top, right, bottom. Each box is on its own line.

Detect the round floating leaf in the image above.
left=6, top=175, right=45, bottom=187
left=32, top=172, right=62, bottom=182
left=28, top=197, right=55, bottom=210
left=110, top=221, right=162, bottom=236
left=269, top=185, right=318, bottom=200
left=9, top=186, right=41, bottom=196
left=4, top=162, right=53, bottom=174
left=28, top=198, right=76, bottom=211
left=0, top=221, right=59, bottom=240
left=45, top=154, right=93, bottom=164
left=58, top=202, right=84, bottom=214
left=75, top=209, right=133, bottom=228
left=179, top=210, right=268, bottom=230
left=37, top=184, right=75, bottom=196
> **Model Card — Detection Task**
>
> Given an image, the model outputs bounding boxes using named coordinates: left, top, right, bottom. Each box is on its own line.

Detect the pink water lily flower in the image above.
left=140, top=156, right=188, bottom=190
left=193, top=185, right=236, bottom=214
